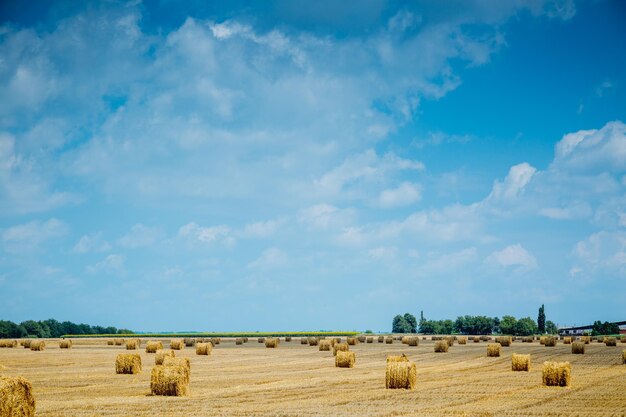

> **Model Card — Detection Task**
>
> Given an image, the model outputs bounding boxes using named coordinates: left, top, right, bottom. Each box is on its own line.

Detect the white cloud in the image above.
left=178, top=222, right=235, bottom=247
left=118, top=224, right=162, bottom=248
left=573, top=231, right=626, bottom=273
left=485, top=244, right=537, bottom=270
left=378, top=182, right=421, bottom=208
left=298, top=204, right=354, bottom=230
left=248, top=247, right=288, bottom=269
left=487, top=162, right=537, bottom=202
left=87, top=254, right=125, bottom=274
left=368, top=246, right=397, bottom=260
left=2, top=218, right=67, bottom=252
left=72, top=232, right=111, bottom=253
left=241, top=220, right=278, bottom=238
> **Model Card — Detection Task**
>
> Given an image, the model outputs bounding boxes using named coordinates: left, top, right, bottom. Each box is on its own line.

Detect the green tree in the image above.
left=499, top=315, right=517, bottom=335
left=403, top=313, right=417, bottom=333
left=545, top=320, right=558, bottom=335
left=392, top=315, right=410, bottom=333
left=515, top=317, right=538, bottom=336
left=20, top=320, right=46, bottom=338
left=537, top=304, right=546, bottom=334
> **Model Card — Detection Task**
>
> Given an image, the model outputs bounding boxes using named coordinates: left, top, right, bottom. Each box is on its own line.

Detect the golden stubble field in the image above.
left=1, top=337, right=625, bottom=417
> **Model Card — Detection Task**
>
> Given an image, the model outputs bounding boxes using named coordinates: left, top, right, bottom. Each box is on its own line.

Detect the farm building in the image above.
left=558, top=321, right=626, bottom=336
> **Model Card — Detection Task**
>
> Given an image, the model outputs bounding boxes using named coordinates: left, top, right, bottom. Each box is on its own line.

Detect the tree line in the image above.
left=0, top=319, right=133, bottom=338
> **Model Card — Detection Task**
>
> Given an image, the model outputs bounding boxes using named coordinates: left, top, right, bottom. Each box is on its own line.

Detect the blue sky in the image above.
left=1, top=0, right=625, bottom=332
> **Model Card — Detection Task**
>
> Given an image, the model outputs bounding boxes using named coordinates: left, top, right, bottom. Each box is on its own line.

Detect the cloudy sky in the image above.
left=1, top=0, right=625, bottom=332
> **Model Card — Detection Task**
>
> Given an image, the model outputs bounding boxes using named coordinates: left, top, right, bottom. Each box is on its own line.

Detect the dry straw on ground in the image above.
left=487, top=343, right=501, bottom=357
left=145, top=341, right=163, bottom=353
left=385, top=361, right=416, bottom=389
left=335, top=351, right=356, bottom=368
left=29, top=341, right=45, bottom=351
left=544, top=336, right=557, bottom=347
left=196, top=343, right=212, bottom=355
left=115, top=353, right=142, bottom=374
left=150, top=365, right=189, bottom=396
left=319, top=340, right=332, bottom=351
left=59, top=340, right=72, bottom=349
left=170, top=340, right=185, bottom=350
left=155, top=349, right=175, bottom=365
left=434, top=340, right=449, bottom=353
left=265, top=338, right=279, bottom=348
left=0, top=376, right=36, bottom=417
left=542, top=361, right=571, bottom=387
left=511, top=353, right=530, bottom=371
left=333, top=343, right=349, bottom=356
left=386, top=354, right=409, bottom=363
left=571, top=342, right=585, bottom=354
left=125, top=340, right=139, bottom=350
left=457, top=336, right=467, bottom=345
left=605, top=337, right=617, bottom=347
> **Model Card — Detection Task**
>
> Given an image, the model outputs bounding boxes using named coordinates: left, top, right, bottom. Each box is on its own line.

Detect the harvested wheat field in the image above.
left=0, top=337, right=625, bottom=416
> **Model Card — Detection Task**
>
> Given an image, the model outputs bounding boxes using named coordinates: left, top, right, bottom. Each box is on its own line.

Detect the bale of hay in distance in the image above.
left=540, top=336, right=546, bottom=345
left=621, top=336, right=626, bottom=343
left=401, top=336, right=409, bottom=345
left=512, top=353, right=530, bottom=371
left=183, top=338, right=195, bottom=347
left=59, top=340, right=72, bottom=349
left=378, top=335, right=384, bottom=343
left=242, top=337, right=248, bottom=343
left=386, top=337, right=393, bottom=344
left=20, top=340, right=31, bottom=348
left=335, top=351, right=356, bottom=368
left=357, top=335, right=366, bottom=343
left=145, top=341, right=163, bottom=353
left=408, top=337, right=419, bottom=346
left=445, top=336, right=455, bottom=347
left=319, top=340, right=332, bottom=351
left=457, top=336, right=467, bottom=345
left=170, top=340, right=184, bottom=350
left=385, top=361, right=416, bottom=390
left=115, top=353, right=142, bottom=374
left=308, top=337, right=318, bottom=346
left=333, top=343, right=349, bottom=356
left=235, top=338, right=243, bottom=345
left=258, top=337, right=265, bottom=343
left=473, top=336, right=480, bottom=343
left=387, top=354, right=409, bottom=363
left=347, top=337, right=358, bottom=346
left=125, top=339, right=139, bottom=350
left=114, top=339, right=124, bottom=346
left=487, top=343, right=501, bottom=357
left=572, top=342, right=585, bottom=354
left=333, top=337, right=341, bottom=344
left=544, top=336, right=557, bottom=347
left=622, top=350, right=626, bottom=364
left=542, top=361, right=571, bottom=387
left=211, top=338, right=221, bottom=345
left=150, top=365, right=188, bottom=396
left=605, top=337, right=617, bottom=347
left=29, top=341, right=45, bottom=351
left=522, top=336, right=533, bottom=343
left=0, top=340, right=17, bottom=348
left=366, top=337, right=373, bottom=343
left=434, top=340, right=449, bottom=353
left=563, top=337, right=572, bottom=345
left=196, top=343, right=212, bottom=356
left=107, top=340, right=114, bottom=346
left=581, top=336, right=590, bottom=344
left=155, top=349, right=175, bottom=365
left=265, top=338, right=279, bottom=348
left=0, top=376, right=36, bottom=417
left=300, top=338, right=308, bottom=345
left=285, top=337, right=291, bottom=342
left=496, top=336, right=512, bottom=347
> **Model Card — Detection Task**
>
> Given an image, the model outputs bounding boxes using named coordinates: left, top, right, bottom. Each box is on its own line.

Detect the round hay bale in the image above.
left=357, top=336, right=366, bottom=343
left=235, top=338, right=243, bottom=345
left=333, top=342, right=349, bottom=357
left=512, top=353, right=530, bottom=371
left=445, top=336, right=455, bottom=347
left=0, top=340, right=17, bottom=348
left=113, top=338, right=124, bottom=346
left=183, top=338, right=196, bottom=347
left=20, top=340, right=32, bottom=348
left=620, top=336, right=626, bottom=344
left=106, top=340, right=114, bottom=346
left=487, top=343, right=501, bottom=357
left=170, top=340, right=184, bottom=350
left=572, top=342, right=585, bottom=354
left=258, top=337, right=265, bottom=343
left=211, top=338, right=221, bottom=345
left=386, top=354, right=409, bottom=363
left=0, top=376, right=36, bottom=417
left=29, top=341, right=45, bottom=351
left=333, top=337, right=341, bottom=344
left=335, top=351, right=356, bottom=368
left=196, top=343, right=212, bottom=355
left=378, top=335, right=384, bottom=343
left=563, top=337, right=572, bottom=345
left=401, top=336, right=409, bottom=345
left=544, top=336, right=557, bottom=347
left=150, top=365, right=189, bottom=396
left=473, top=336, right=480, bottom=343
left=385, top=361, right=416, bottom=389
left=496, top=336, right=512, bottom=347
left=265, top=338, right=279, bottom=348
left=59, top=340, right=72, bottom=349
left=145, top=341, right=163, bottom=353
left=434, top=340, right=448, bottom=353
left=542, top=361, right=571, bottom=387
left=457, top=336, right=467, bottom=345
left=581, top=336, right=590, bottom=344
left=605, top=337, right=617, bottom=347
left=522, top=336, right=533, bottom=343
left=347, top=337, right=358, bottom=346
left=125, top=340, right=139, bottom=350
left=300, top=338, right=308, bottom=345
left=366, top=337, right=373, bottom=343
left=115, top=353, right=142, bottom=374
left=408, top=337, right=419, bottom=347
left=385, top=337, right=393, bottom=344
left=319, top=340, right=332, bottom=351
left=308, top=337, right=318, bottom=346
left=155, top=349, right=176, bottom=365
left=285, top=337, right=291, bottom=342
